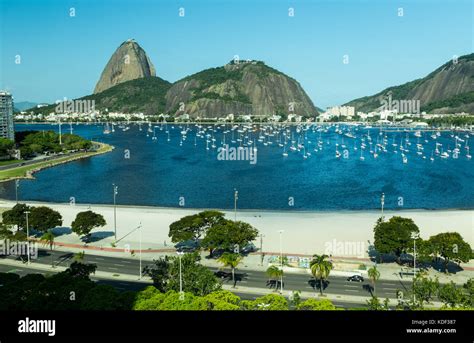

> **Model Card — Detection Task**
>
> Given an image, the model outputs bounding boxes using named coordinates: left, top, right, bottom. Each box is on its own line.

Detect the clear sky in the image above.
left=1, top=0, right=472, bottom=108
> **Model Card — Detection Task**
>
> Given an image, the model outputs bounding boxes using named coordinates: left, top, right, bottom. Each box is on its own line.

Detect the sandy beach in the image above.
left=0, top=199, right=472, bottom=256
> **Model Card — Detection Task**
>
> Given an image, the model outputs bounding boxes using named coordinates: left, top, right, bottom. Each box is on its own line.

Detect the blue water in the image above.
left=0, top=123, right=472, bottom=211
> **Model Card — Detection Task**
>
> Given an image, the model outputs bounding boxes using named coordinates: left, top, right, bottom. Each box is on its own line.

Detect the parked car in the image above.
left=174, top=239, right=200, bottom=252
left=241, top=243, right=258, bottom=254
left=347, top=275, right=364, bottom=282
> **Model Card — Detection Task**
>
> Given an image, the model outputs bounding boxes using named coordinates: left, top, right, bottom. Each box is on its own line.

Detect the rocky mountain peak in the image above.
left=94, top=40, right=156, bottom=94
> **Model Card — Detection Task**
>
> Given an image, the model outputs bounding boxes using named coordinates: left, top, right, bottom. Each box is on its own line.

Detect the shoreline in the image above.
left=0, top=199, right=472, bottom=255
left=0, top=198, right=473, bottom=214
left=14, top=122, right=474, bottom=131
left=0, top=141, right=114, bottom=183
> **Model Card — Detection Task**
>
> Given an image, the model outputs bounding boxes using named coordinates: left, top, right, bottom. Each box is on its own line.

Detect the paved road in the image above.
left=0, top=263, right=370, bottom=308
left=1, top=248, right=413, bottom=300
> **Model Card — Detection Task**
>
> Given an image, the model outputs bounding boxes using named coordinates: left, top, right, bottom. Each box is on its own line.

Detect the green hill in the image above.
left=345, top=53, right=474, bottom=114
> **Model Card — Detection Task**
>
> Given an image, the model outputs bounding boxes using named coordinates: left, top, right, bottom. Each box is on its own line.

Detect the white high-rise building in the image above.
left=0, top=91, right=15, bottom=140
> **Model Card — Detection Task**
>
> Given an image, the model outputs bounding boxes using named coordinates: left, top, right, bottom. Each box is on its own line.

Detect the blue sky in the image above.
left=1, top=0, right=472, bottom=108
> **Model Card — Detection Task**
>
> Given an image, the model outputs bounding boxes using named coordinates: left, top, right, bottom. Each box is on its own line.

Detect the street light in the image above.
left=380, top=192, right=385, bottom=221
left=259, top=234, right=265, bottom=266
left=412, top=233, right=418, bottom=304
left=138, top=222, right=142, bottom=280
left=177, top=251, right=184, bottom=294
left=279, top=230, right=284, bottom=293
left=234, top=189, right=238, bottom=221
left=25, top=211, right=30, bottom=265
left=113, top=184, right=118, bottom=241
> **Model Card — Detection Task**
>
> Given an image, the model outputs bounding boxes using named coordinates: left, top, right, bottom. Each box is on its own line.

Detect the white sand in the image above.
left=1, top=200, right=472, bottom=256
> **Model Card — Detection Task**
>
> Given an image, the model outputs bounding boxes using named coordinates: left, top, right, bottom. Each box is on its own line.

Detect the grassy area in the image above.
left=0, top=159, right=22, bottom=166
left=0, top=142, right=112, bottom=182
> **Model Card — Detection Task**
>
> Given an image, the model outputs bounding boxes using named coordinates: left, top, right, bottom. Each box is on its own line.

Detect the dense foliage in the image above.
left=16, top=130, right=92, bottom=158
left=2, top=203, right=62, bottom=233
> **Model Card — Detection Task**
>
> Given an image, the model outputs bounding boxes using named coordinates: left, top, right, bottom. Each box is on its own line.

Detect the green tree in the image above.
left=428, top=232, right=472, bottom=273
left=0, top=138, right=14, bottom=157
left=373, top=216, right=420, bottom=264
left=310, top=254, right=333, bottom=295
left=367, top=265, right=381, bottom=297
left=144, top=252, right=221, bottom=296
left=412, top=275, right=439, bottom=308
left=80, top=285, right=123, bottom=310
left=2, top=203, right=32, bottom=230
left=242, top=294, right=289, bottom=310
left=158, top=291, right=208, bottom=310
left=65, top=261, right=97, bottom=279
left=202, top=219, right=258, bottom=256
left=438, top=281, right=467, bottom=308
left=204, top=290, right=241, bottom=310
left=71, top=211, right=106, bottom=242
left=40, top=230, right=56, bottom=267
left=29, top=206, right=62, bottom=233
left=133, top=286, right=165, bottom=310
left=297, top=298, right=336, bottom=310
left=217, top=252, right=243, bottom=287
left=463, top=278, right=474, bottom=307
left=142, top=256, right=170, bottom=292
left=366, top=297, right=390, bottom=310
left=168, top=210, right=225, bottom=244
left=266, top=265, right=283, bottom=291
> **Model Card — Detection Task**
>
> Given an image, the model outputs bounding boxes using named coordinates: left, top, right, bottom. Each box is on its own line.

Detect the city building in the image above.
left=0, top=91, right=15, bottom=140
left=325, top=106, right=355, bottom=118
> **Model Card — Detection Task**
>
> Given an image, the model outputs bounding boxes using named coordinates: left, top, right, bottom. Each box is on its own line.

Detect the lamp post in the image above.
left=113, top=184, right=118, bottom=241
left=234, top=189, right=238, bottom=221
left=25, top=211, right=30, bottom=265
left=412, top=233, right=417, bottom=304
left=259, top=234, right=265, bottom=266
left=279, top=230, right=284, bottom=293
left=380, top=192, right=385, bottom=221
left=138, top=222, right=142, bottom=280
left=177, top=251, right=184, bottom=294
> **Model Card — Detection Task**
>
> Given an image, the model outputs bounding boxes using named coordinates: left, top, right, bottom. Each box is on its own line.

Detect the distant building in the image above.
left=0, top=91, right=15, bottom=140
left=326, top=106, right=355, bottom=118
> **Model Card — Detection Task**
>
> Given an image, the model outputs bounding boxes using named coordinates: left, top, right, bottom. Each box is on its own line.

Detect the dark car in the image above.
left=347, top=275, right=364, bottom=282
left=174, top=239, right=200, bottom=252
left=214, top=271, right=229, bottom=279
left=240, top=243, right=258, bottom=254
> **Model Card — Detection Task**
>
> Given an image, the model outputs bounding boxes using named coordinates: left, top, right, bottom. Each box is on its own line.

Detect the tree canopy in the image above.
left=168, top=210, right=225, bottom=243
left=29, top=206, right=63, bottom=233
left=71, top=211, right=107, bottom=241
left=373, top=216, right=420, bottom=263
left=201, top=219, right=258, bottom=254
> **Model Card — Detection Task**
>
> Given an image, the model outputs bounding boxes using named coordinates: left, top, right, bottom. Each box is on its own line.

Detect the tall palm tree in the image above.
left=368, top=265, right=381, bottom=297
left=266, top=265, right=283, bottom=291
left=218, top=252, right=243, bottom=287
left=310, top=254, right=333, bottom=295
left=40, top=230, right=56, bottom=268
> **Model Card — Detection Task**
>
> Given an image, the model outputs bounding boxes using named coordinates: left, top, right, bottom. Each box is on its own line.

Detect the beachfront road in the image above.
left=1, top=248, right=413, bottom=302
left=0, top=263, right=370, bottom=308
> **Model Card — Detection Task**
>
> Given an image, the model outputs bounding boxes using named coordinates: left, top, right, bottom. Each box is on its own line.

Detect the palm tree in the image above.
left=217, top=252, right=243, bottom=287
left=74, top=250, right=85, bottom=263
left=40, top=230, right=56, bottom=268
left=266, top=265, right=283, bottom=291
left=310, top=254, right=333, bottom=295
left=368, top=265, right=381, bottom=297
